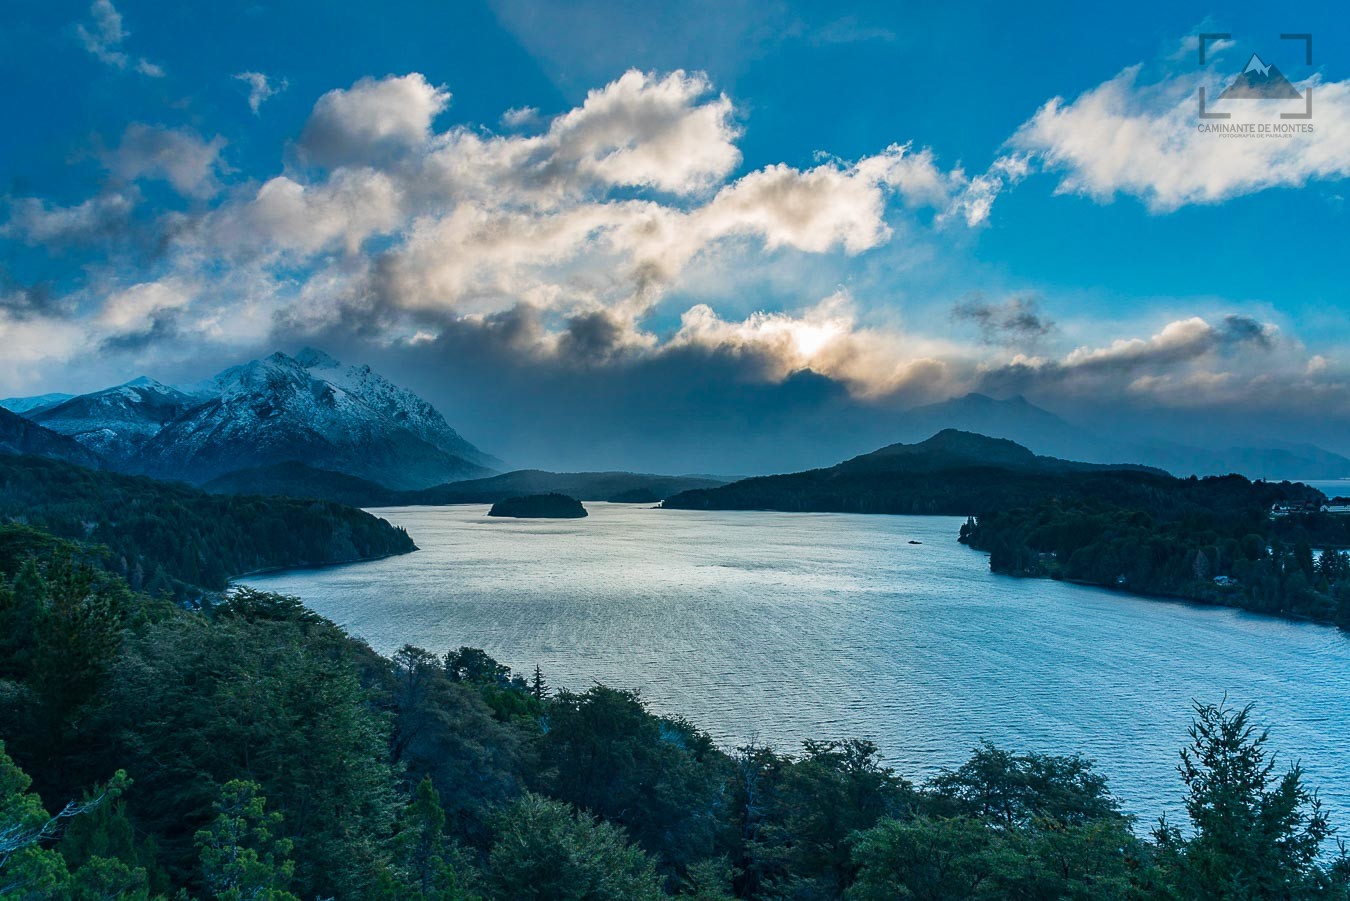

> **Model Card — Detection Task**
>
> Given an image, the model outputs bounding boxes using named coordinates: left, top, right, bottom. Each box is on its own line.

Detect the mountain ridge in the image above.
left=17, top=349, right=499, bottom=490
left=896, top=393, right=1350, bottom=480
left=0, top=406, right=105, bottom=469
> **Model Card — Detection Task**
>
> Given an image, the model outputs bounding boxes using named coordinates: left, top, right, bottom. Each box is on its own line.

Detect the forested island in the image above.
left=1, top=518, right=1347, bottom=899
left=488, top=493, right=588, bottom=519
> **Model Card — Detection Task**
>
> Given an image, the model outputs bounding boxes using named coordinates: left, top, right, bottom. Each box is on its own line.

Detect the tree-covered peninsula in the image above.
left=0, top=453, right=415, bottom=597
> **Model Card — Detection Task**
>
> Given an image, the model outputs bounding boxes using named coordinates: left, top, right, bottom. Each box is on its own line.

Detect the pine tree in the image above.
left=530, top=665, right=548, bottom=701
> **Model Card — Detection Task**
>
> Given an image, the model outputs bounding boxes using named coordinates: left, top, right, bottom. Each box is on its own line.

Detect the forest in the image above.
left=0, top=454, right=415, bottom=597
left=1, top=520, right=1348, bottom=899
left=960, top=479, right=1350, bottom=626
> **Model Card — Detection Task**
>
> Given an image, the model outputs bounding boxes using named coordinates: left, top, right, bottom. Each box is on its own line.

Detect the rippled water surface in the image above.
left=245, top=503, right=1350, bottom=826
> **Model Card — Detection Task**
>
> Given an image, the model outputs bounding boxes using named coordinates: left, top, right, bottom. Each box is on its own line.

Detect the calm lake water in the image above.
left=245, top=503, right=1350, bottom=827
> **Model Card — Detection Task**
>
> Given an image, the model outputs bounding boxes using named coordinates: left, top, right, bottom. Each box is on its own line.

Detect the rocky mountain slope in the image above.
left=127, top=350, right=494, bottom=489
left=16, top=348, right=497, bottom=490
left=29, top=377, right=197, bottom=465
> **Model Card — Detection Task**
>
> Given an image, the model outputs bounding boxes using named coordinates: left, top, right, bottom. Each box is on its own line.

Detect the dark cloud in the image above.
left=1220, top=314, right=1275, bottom=350
left=952, top=294, right=1056, bottom=346
left=99, top=311, right=182, bottom=353
left=291, top=306, right=912, bottom=475
left=0, top=274, right=65, bottom=320
left=557, top=310, right=632, bottom=364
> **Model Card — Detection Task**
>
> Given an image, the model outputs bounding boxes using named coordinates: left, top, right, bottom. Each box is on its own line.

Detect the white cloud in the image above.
left=209, top=169, right=405, bottom=257
left=96, top=278, right=194, bottom=333
left=3, top=192, right=136, bottom=244
left=300, top=74, right=450, bottom=167
left=166, top=71, right=976, bottom=333
left=1009, top=65, right=1350, bottom=211
left=75, top=0, right=164, bottom=77
left=545, top=70, right=740, bottom=194
left=671, top=292, right=963, bottom=398
left=108, top=125, right=227, bottom=198
left=234, top=71, right=288, bottom=114
left=500, top=106, right=539, bottom=129
left=0, top=310, right=89, bottom=387
left=4, top=67, right=1174, bottom=404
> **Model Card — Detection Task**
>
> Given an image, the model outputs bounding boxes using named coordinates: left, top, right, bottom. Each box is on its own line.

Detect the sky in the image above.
left=1, top=0, right=1348, bottom=471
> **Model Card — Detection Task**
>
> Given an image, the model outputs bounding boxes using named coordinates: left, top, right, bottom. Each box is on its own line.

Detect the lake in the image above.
left=244, top=502, right=1350, bottom=827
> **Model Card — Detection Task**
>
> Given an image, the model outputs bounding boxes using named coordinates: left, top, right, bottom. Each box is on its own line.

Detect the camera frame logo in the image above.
left=1198, top=33, right=1313, bottom=121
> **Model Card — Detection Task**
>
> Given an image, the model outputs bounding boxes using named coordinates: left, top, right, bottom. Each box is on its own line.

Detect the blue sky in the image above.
left=1, top=0, right=1348, bottom=465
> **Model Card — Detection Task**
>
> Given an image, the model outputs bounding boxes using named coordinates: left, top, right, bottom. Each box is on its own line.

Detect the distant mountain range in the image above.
left=4, top=362, right=1346, bottom=496
left=892, top=393, right=1350, bottom=480
left=0, top=392, right=73, bottom=414
left=1, top=349, right=499, bottom=490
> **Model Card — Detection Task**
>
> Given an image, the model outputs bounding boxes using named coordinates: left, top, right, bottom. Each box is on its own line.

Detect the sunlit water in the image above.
left=245, top=503, right=1350, bottom=827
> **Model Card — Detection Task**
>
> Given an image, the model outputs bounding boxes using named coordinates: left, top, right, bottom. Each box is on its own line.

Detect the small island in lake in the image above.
left=488, top=493, right=588, bottom=519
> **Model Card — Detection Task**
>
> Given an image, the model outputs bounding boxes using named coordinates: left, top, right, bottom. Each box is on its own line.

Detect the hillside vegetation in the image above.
left=0, top=454, right=415, bottom=595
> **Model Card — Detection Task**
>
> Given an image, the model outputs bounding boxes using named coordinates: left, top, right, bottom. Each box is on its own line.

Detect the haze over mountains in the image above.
left=3, top=349, right=1346, bottom=498
left=890, top=393, right=1350, bottom=480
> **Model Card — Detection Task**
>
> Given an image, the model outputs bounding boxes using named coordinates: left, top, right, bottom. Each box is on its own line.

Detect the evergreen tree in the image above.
left=1153, top=701, right=1345, bottom=898
left=530, top=665, right=548, bottom=701
left=394, top=777, right=466, bottom=900
left=486, top=794, right=663, bottom=901
left=195, top=780, right=299, bottom=901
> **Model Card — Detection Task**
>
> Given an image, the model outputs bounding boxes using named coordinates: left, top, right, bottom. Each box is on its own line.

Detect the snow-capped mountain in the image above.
left=291, top=347, right=499, bottom=469
left=126, top=350, right=496, bottom=489
left=30, top=377, right=197, bottom=465
left=0, top=392, right=74, bottom=415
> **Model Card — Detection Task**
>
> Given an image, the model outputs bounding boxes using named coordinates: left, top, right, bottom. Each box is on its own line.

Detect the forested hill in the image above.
left=662, top=429, right=1183, bottom=515
left=0, top=453, right=415, bottom=595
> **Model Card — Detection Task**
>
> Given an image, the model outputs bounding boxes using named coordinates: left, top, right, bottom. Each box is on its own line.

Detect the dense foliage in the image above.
left=960, top=477, right=1350, bottom=625
left=487, top=493, right=588, bottom=519
left=662, top=432, right=1319, bottom=522
left=0, top=454, right=415, bottom=596
left=2, top=529, right=1348, bottom=899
